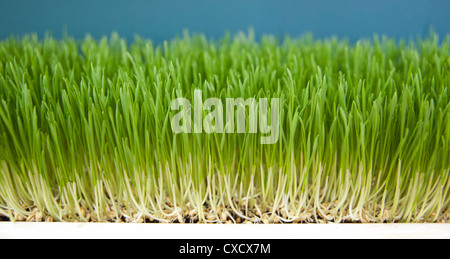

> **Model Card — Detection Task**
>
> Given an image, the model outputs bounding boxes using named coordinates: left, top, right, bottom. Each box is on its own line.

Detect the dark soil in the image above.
left=0, top=215, right=10, bottom=222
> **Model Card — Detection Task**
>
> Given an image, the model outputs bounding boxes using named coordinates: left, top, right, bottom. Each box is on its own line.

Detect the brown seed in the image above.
left=236, top=217, right=242, bottom=223
left=16, top=215, right=25, bottom=222
left=305, top=212, right=313, bottom=220
left=220, top=213, right=227, bottom=222
left=361, top=212, right=370, bottom=223
left=35, top=211, right=43, bottom=222
left=81, top=208, right=87, bottom=218
left=317, top=209, right=327, bottom=219
left=26, top=213, right=35, bottom=222
left=45, top=216, right=54, bottom=222
left=206, top=214, right=216, bottom=221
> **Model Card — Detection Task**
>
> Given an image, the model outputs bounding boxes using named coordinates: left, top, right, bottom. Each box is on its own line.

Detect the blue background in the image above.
left=0, top=0, right=449, bottom=42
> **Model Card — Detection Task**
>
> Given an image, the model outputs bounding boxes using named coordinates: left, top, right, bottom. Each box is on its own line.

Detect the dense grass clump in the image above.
left=0, top=31, right=449, bottom=223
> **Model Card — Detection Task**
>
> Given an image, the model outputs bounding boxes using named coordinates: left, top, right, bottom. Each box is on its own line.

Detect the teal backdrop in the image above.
left=0, top=0, right=449, bottom=41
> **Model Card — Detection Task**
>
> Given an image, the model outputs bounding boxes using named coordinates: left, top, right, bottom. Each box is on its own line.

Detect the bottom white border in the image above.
left=0, top=223, right=449, bottom=239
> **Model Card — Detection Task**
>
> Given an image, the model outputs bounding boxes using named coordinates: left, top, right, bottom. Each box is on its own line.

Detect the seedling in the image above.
left=0, top=32, right=449, bottom=223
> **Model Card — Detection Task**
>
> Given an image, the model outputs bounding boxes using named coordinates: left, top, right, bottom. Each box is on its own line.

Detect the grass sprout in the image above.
left=0, top=31, right=449, bottom=223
